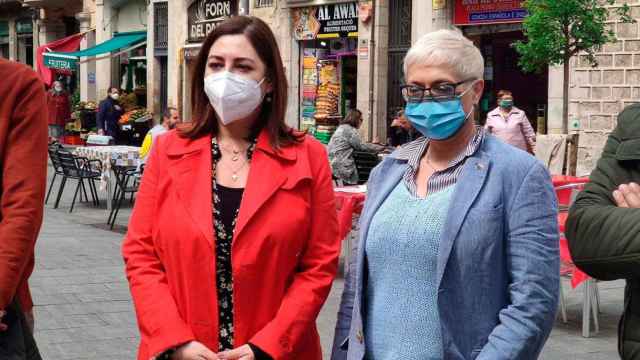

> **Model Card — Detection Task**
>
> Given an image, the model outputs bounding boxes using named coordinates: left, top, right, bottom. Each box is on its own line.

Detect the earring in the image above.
left=266, top=95, right=272, bottom=102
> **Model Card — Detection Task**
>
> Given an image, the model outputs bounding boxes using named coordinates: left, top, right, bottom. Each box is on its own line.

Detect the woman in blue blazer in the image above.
left=331, top=29, right=559, bottom=360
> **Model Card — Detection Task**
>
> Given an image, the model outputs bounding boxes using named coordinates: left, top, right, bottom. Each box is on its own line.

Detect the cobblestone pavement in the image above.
left=30, top=165, right=624, bottom=359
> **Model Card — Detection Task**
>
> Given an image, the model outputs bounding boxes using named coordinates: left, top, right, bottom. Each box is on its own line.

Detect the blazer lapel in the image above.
left=166, top=135, right=214, bottom=248
left=233, top=131, right=296, bottom=240
left=436, top=153, right=491, bottom=288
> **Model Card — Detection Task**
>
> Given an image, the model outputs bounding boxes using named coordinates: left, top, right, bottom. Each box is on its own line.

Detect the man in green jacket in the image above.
left=567, top=103, right=640, bottom=359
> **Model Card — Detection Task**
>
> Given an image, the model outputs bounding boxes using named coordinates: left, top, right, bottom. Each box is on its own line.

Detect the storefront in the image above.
left=16, top=18, right=34, bottom=67
left=454, top=0, right=548, bottom=131
left=43, top=31, right=150, bottom=145
left=0, top=21, right=8, bottom=59
left=292, top=1, right=359, bottom=143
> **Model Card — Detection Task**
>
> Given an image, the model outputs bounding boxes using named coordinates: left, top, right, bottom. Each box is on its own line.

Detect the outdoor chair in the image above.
left=45, top=143, right=65, bottom=205
left=54, top=150, right=102, bottom=212
left=108, top=161, right=142, bottom=229
left=354, top=151, right=381, bottom=184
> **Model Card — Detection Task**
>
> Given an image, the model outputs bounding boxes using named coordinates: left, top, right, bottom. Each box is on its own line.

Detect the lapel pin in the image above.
left=476, top=163, right=485, bottom=170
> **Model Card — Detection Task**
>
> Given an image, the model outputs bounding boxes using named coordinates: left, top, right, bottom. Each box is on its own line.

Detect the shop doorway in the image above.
left=473, top=31, right=548, bottom=132
left=387, top=0, right=412, bottom=133
left=298, top=38, right=358, bottom=143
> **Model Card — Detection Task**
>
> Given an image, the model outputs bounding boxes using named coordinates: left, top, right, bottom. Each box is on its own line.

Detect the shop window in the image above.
left=255, top=0, right=274, bottom=8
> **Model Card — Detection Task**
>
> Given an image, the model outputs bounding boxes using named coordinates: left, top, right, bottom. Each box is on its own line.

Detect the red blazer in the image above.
left=123, top=129, right=340, bottom=360
left=0, top=59, right=48, bottom=312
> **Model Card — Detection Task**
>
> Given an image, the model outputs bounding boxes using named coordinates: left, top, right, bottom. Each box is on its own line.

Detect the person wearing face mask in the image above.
left=122, top=16, right=340, bottom=360
left=331, top=29, right=559, bottom=360
left=96, top=87, right=124, bottom=140
left=46, top=80, right=70, bottom=141
left=485, top=90, right=536, bottom=154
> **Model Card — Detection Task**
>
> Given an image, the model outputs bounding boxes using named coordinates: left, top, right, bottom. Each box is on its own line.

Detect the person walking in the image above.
left=566, top=104, right=640, bottom=360
left=332, top=30, right=558, bottom=360
left=96, top=87, right=124, bottom=140
left=46, top=80, right=70, bottom=141
left=328, top=109, right=385, bottom=185
left=0, top=58, right=48, bottom=359
left=123, top=16, right=340, bottom=360
left=485, top=90, right=536, bottom=154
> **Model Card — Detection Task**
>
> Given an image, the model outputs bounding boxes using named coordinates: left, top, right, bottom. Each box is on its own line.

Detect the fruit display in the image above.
left=119, top=108, right=151, bottom=125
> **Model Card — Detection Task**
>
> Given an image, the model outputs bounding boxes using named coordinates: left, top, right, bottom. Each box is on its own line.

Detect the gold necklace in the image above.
left=218, top=142, right=249, bottom=162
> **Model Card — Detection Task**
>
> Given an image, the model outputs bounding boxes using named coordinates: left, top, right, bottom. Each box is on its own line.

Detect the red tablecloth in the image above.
left=559, top=237, right=590, bottom=288
left=334, top=191, right=366, bottom=241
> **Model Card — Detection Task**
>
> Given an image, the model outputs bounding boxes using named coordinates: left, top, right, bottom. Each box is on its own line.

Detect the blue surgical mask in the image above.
left=405, top=86, right=475, bottom=140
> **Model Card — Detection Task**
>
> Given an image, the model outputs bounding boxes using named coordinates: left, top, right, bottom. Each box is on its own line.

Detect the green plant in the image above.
left=515, top=0, right=634, bottom=133
left=71, top=89, right=80, bottom=110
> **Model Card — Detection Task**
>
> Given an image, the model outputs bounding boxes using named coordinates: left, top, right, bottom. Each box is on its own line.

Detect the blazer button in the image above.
left=356, top=330, right=364, bottom=344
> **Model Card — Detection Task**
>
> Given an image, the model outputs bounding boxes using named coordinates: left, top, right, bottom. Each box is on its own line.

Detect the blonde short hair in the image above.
left=403, top=29, right=484, bottom=81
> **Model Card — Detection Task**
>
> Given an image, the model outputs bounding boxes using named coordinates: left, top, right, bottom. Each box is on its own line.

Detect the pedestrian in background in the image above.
left=566, top=104, right=640, bottom=359
left=46, top=80, right=70, bottom=141
left=0, top=58, right=48, bottom=359
left=138, top=107, right=181, bottom=163
left=485, top=90, right=536, bottom=154
left=388, top=109, right=419, bottom=147
left=123, top=16, right=340, bottom=360
left=332, top=29, right=558, bottom=360
left=328, top=109, right=385, bottom=185
left=96, top=86, right=124, bottom=140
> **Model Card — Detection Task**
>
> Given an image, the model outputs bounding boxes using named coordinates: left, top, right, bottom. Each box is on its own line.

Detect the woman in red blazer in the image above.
left=122, top=16, right=341, bottom=360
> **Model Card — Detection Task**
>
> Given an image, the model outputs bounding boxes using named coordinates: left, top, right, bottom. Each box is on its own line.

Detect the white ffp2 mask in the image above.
left=204, top=71, right=266, bottom=125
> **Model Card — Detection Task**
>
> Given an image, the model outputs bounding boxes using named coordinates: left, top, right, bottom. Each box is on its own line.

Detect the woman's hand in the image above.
left=172, top=341, right=218, bottom=360
left=217, top=345, right=255, bottom=360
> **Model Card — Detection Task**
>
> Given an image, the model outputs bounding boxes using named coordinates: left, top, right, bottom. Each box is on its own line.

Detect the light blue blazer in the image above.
left=331, top=135, right=559, bottom=360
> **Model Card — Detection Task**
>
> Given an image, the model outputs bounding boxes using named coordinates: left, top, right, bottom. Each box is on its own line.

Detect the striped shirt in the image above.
left=394, top=127, right=485, bottom=196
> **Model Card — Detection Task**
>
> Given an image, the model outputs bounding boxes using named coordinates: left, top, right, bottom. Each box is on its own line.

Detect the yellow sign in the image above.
left=433, top=0, right=446, bottom=10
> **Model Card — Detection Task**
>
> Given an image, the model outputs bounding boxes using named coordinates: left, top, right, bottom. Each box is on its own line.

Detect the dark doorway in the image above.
left=475, top=31, right=548, bottom=131
left=387, top=0, right=412, bottom=139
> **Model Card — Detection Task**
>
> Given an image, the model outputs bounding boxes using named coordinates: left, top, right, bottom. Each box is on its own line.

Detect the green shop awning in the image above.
left=43, top=31, right=147, bottom=70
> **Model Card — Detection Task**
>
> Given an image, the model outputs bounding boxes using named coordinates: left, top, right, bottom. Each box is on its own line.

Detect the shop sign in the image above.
left=43, top=55, right=77, bottom=71
left=293, top=2, right=358, bottom=40
left=184, top=46, right=202, bottom=59
left=454, top=0, right=527, bottom=26
left=187, top=0, right=238, bottom=43
left=16, top=20, right=33, bottom=34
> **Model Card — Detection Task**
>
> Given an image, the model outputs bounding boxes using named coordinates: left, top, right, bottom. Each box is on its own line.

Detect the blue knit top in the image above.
left=363, top=182, right=455, bottom=360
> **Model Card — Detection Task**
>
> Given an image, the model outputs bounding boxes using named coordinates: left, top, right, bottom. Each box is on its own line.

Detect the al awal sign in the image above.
left=293, top=2, right=359, bottom=40
left=188, top=0, right=238, bottom=43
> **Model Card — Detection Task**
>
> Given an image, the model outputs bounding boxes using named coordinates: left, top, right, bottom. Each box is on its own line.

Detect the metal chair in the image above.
left=54, top=150, right=102, bottom=212
left=108, top=161, right=142, bottom=229
left=353, top=151, right=381, bottom=184
left=45, top=144, right=65, bottom=205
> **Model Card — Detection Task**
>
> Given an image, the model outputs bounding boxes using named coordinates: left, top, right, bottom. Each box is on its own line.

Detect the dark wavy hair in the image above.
left=179, top=16, right=303, bottom=147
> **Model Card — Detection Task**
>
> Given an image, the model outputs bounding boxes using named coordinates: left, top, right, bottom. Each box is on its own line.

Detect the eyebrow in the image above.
left=207, top=55, right=256, bottom=64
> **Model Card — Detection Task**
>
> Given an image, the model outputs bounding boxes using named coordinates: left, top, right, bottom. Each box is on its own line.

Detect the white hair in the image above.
left=403, top=29, right=484, bottom=81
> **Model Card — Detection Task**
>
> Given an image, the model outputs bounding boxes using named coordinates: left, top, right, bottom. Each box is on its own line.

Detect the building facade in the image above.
left=409, top=0, right=640, bottom=175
